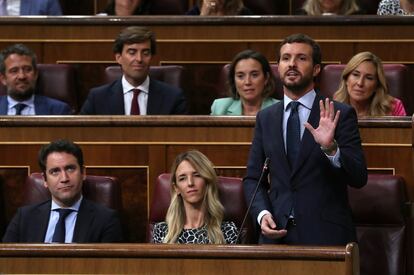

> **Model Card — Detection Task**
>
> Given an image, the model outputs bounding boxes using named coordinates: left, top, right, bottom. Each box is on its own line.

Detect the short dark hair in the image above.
left=113, top=26, right=156, bottom=55
left=38, top=139, right=84, bottom=174
left=277, top=33, right=321, bottom=66
left=228, top=49, right=276, bottom=99
left=0, top=43, right=37, bottom=74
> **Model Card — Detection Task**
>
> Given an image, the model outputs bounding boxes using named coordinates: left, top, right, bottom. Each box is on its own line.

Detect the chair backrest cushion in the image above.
left=348, top=174, right=408, bottom=275
left=104, top=65, right=184, bottom=90
left=149, top=0, right=188, bottom=14
left=243, top=0, right=281, bottom=14
left=23, top=172, right=122, bottom=211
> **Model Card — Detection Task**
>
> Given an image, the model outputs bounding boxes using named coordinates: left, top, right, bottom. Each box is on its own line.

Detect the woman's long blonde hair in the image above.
left=302, top=0, right=360, bottom=15
left=334, top=51, right=393, bottom=116
left=163, top=150, right=225, bottom=244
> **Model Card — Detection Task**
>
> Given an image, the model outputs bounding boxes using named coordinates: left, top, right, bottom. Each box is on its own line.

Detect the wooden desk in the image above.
left=0, top=243, right=359, bottom=274
left=0, top=116, right=411, bottom=243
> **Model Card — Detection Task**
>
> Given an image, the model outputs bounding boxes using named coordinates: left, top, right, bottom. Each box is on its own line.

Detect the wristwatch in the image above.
left=320, top=139, right=338, bottom=155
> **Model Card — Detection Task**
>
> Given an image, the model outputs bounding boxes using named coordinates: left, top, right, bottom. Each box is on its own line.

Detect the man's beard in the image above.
left=282, top=73, right=314, bottom=93
left=8, top=87, right=35, bottom=101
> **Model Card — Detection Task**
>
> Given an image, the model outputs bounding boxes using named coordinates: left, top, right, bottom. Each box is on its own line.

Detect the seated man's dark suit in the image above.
left=79, top=78, right=188, bottom=115
left=244, top=94, right=367, bottom=245
left=2, top=199, right=123, bottom=243
left=0, top=95, right=72, bottom=115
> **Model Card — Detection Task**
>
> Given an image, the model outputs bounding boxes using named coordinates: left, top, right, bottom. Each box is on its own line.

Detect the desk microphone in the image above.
left=236, top=157, right=270, bottom=244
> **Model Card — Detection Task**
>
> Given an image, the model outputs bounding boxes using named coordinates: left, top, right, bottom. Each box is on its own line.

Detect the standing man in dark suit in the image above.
left=80, top=26, right=188, bottom=115
left=3, top=139, right=123, bottom=243
left=0, top=44, right=72, bottom=115
left=243, top=33, right=367, bottom=245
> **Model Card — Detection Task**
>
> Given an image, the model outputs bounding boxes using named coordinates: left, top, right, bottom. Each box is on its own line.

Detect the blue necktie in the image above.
left=14, top=103, right=27, bottom=115
left=287, top=101, right=301, bottom=167
left=52, top=208, right=73, bottom=243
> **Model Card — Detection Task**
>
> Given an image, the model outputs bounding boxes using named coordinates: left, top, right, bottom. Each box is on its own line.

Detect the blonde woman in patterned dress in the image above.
left=152, top=150, right=238, bottom=244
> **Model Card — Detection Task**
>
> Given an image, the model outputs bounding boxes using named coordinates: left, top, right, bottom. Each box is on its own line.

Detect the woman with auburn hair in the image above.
left=186, top=0, right=252, bottom=15
left=298, top=0, right=362, bottom=15
left=152, top=150, right=238, bottom=244
left=334, top=51, right=406, bottom=116
left=210, top=50, right=279, bottom=116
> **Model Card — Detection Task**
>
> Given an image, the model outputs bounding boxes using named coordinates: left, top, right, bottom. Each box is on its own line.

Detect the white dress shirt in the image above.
left=122, top=75, right=149, bottom=115
left=44, top=196, right=82, bottom=243
left=7, top=95, right=35, bottom=115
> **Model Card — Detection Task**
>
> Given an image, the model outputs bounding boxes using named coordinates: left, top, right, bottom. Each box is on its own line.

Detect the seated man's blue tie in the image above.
left=287, top=101, right=301, bottom=167
left=14, top=103, right=27, bottom=115
left=52, top=208, right=73, bottom=243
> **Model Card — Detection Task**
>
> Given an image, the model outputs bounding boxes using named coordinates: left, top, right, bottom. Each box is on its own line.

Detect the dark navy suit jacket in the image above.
left=2, top=199, right=123, bottom=243
left=79, top=78, right=188, bottom=115
left=243, top=94, right=367, bottom=245
left=20, top=0, right=62, bottom=15
left=0, top=95, right=72, bottom=115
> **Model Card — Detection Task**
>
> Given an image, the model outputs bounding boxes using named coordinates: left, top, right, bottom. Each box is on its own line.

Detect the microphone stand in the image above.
left=236, top=157, right=270, bottom=244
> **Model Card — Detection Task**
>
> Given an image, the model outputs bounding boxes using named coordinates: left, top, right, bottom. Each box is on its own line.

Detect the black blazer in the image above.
left=2, top=199, right=123, bottom=243
left=243, top=94, right=367, bottom=245
left=80, top=78, right=188, bottom=115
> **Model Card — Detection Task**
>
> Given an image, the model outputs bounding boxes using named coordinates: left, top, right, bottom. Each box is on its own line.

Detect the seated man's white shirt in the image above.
left=122, top=75, right=149, bottom=115
left=44, top=195, right=82, bottom=243
left=7, top=0, right=20, bottom=15
left=7, top=95, right=35, bottom=115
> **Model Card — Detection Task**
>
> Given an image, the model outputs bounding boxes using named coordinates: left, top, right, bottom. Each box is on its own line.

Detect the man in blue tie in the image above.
left=2, top=139, right=123, bottom=243
left=0, top=44, right=71, bottom=115
left=243, top=33, right=367, bottom=245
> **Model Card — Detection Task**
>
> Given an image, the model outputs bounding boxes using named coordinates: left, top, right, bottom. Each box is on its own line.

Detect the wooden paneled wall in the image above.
left=0, top=17, right=413, bottom=114
left=0, top=116, right=411, bottom=243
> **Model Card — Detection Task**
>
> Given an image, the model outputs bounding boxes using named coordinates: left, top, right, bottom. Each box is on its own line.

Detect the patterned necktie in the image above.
left=52, top=208, right=73, bottom=243
left=14, top=103, right=27, bottom=115
left=130, top=89, right=140, bottom=115
left=287, top=101, right=301, bottom=167
left=0, top=0, right=7, bottom=16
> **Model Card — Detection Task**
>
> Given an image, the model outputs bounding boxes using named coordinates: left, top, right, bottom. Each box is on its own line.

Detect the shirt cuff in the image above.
left=326, top=147, right=341, bottom=168
left=257, top=210, right=271, bottom=225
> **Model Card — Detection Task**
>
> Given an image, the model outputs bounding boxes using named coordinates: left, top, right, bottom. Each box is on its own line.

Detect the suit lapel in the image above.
left=147, top=78, right=159, bottom=114
left=0, top=96, right=8, bottom=115
left=291, top=95, right=321, bottom=176
left=31, top=201, right=51, bottom=242
left=110, top=80, right=125, bottom=114
left=72, top=199, right=94, bottom=242
left=271, top=102, right=291, bottom=174
left=34, top=95, right=47, bottom=115
left=227, top=100, right=242, bottom=115
left=20, top=0, right=29, bottom=14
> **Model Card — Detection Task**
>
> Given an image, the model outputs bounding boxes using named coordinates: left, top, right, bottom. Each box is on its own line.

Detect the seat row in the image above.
left=4, top=172, right=409, bottom=275
left=1, top=63, right=411, bottom=115
left=61, top=0, right=382, bottom=15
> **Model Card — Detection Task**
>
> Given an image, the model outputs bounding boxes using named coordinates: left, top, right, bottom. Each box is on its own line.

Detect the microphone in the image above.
left=236, top=157, right=270, bottom=244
